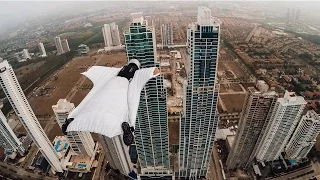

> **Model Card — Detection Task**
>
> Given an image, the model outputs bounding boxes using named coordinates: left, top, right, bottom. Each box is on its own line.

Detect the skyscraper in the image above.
left=99, top=135, right=132, bottom=175
left=124, top=12, right=171, bottom=178
left=110, top=22, right=121, bottom=46
left=52, top=99, right=95, bottom=157
left=102, top=24, right=112, bottom=47
left=22, top=49, right=31, bottom=60
left=54, top=36, right=64, bottom=54
left=0, top=59, right=63, bottom=172
left=226, top=87, right=277, bottom=169
left=102, top=22, right=121, bottom=47
left=61, top=39, right=70, bottom=53
left=0, top=108, right=25, bottom=155
left=38, top=42, right=47, bottom=57
left=179, top=7, right=220, bottom=179
left=256, top=91, right=307, bottom=162
left=161, top=23, right=174, bottom=48
left=285, top=110, right=320, bottom=159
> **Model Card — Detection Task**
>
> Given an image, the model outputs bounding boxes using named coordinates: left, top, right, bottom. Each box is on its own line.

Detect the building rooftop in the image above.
left=278, top=90, right=307, bottom=105
left=52, top=99, right=74, bottom=113
left=67, top=154, right=93, bottom=171
left=53, top=136, right=69, bottom=156
left=131, top=12, right=144, bottom=24
left=53, top=136, right=96, bottom=173
left=215, top=129, right=235, bottom=140
left=197, top=6, right=220, bottom=26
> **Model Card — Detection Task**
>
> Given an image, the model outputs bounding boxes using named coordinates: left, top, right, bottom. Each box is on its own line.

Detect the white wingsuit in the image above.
left=66, top=59, right=160, bottom=138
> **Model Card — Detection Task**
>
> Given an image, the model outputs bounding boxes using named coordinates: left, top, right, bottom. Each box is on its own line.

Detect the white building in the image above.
left=179, top=7, right=221, bottom=179
left=110, top=22, right=121, bottom=46
left=102, top=22, right=121, bottom=48
left=100, top=135, right=133, bottom=175
left=54, top=36, right=64, bottom=54
left=0, top=108, right=25, bottom=155
left=102, top=24, right=112, bottom=47
left=52, top=99, right=95, bottom=157
left=61, top=39, right=70, bottom=53
left=226, top=87, right=277, bottom=169
left=285, top=110, right=320, bottom=159
left=22, top=49, right=31, bottom=60
left=256, top=91, right=307, bottom=162
left=0, top=59, right=63, bottom=172
left=77, top=44, right=90, bottom=55
left=38, top=42, right=47, bottom=57
left=52, top=136, right=96, bottom=173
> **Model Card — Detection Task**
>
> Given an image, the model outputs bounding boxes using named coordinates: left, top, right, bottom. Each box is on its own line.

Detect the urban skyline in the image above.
left=0, top=2, right=320, bottom=180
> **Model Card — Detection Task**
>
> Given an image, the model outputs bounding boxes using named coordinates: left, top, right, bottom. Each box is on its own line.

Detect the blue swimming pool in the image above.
left=78, top=164, right=87, bottom=168
left=54, top=139, right=68, bottom=152
left=289, top=159, right=297, bottom=165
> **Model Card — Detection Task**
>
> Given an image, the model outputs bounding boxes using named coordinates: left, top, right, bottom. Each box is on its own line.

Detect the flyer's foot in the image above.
left=122, top=122, right=134, bottom=146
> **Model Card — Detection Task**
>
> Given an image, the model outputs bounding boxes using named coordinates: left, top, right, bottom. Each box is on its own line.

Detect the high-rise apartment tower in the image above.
left=38, top=42, right=47, bottom=57
left=226, top=87, right=277, bottom=169
left=102, top=22, right=121, bottom=47
left=161, top=23, right=174, bottom=48
left=61, top=39, right=70, bottom=53
left=52, top=99, right=95, bottom=157
left=179, top=6, right=221, bottom=179
left=99, top=135, right=133, bottom=175
left=124, top=12, right=171, bottom=179
left=0, top=108, right=25, bottom=155
left=0, top=59, right=63, bottom=172
left=285, top=110, right=320, bottom=159
left=54, top=36, right=64, bottom=54
left=256, top=91, right=307, bottom=161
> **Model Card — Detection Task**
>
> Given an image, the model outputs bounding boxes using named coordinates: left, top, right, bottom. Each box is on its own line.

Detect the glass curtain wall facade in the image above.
left=179, top=7, right=220, bottom=179
left=124, top=13, right=170, bottom=176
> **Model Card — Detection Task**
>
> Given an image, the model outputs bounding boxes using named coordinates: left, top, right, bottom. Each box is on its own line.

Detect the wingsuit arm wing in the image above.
left=67, top=66, right=121, bottom=123
left=81, top=66, right=121, bottom=86
left=127, top=67, right=160, bottom=128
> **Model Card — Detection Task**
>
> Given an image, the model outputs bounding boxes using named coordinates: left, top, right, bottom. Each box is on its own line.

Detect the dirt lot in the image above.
left=169, top=121, right=179, bottom=145
left=219, top=94, right=247, bottom=113
left=217, top=61, right=248, bottom=78
left=29, top=53, right=127, bottom=117
left=10, top=52, right=127, bottom=141
left=219, top=84, right=244, bottom=93
left=241, top=83, right=256, bottom=90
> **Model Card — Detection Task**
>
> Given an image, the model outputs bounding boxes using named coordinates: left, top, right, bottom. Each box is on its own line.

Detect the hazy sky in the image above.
left=1, top=1, right=320, bottom=36
left=0, top=1, right=104, bottom=35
